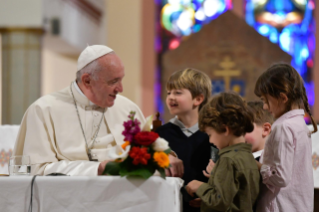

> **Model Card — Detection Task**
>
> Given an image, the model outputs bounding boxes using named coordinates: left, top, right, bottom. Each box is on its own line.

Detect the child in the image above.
left=186, top=92, right=260, bottom=212
left=155, top=68, right=217, bottom=212
left=203, top=101, right=274, bottom=178
left=254, top=63, right=317, bottom=212
left=245, top=101, right=274, bottom=161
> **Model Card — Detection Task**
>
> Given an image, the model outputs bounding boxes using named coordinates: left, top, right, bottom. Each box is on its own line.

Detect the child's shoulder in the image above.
left=219, top=146, right=257, bottom=170
left=273, top=111, right=308, bottom=132
left=155, top=122, right=182, bottom=136
left=155, top=122, right=176, bottom=132
left=272, top=117, right=308, bottom=136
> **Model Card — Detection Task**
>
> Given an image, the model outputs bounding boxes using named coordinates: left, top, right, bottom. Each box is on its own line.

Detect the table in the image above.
left=308, top=125, right=319, bottom=188
left=0, top=176, right=184, bottom=212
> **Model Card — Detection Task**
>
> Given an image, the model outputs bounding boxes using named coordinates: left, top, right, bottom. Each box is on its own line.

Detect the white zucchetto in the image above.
left=77, top=45, right=114, bottom=71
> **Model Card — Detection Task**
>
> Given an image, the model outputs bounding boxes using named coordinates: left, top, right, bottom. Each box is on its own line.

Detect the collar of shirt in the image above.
left=72, top=81, right=97, bottom=107
left=169, top=116, right=199, bottom=136
left=218, top=143, right=252, bottom=156
left=253, top=149, right=263, bottom=159
left=273, top=109, right=305, bottom=126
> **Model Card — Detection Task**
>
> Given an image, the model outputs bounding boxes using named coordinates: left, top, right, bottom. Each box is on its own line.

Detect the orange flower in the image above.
left=121, top=141, right=130, bottom=150
left=153, top=152, right=170, bottom=168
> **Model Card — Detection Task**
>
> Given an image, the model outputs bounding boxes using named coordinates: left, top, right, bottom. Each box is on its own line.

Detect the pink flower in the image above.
left=122, top=119, right=141, bottom=142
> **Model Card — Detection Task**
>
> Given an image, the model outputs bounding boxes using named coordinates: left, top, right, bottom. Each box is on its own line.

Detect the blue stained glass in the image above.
left=245, top=1, right=255, bottom=26
left=275, top=0, right=284, bottom=11
left=269, top=28, right=278, bottom=43
left=160, top=0, right=231, bottom=36
left=183, top=28, right=192, bottom=35
left=301, top=46, right=309, bottom=59
left=212, top=80, right=225, bottom=94
left=245, top=0, right=315, bottom=106
left=157, top=0, right=233, bottom=116
left=265, top=0, right=294, bottom=13
left=193, top=24, right=202, bottom=32
left=305, top=81, right=315, bottom=106
left=258, top=25, right=270, bottom=36
left=279, top=29, right=291, bottom=53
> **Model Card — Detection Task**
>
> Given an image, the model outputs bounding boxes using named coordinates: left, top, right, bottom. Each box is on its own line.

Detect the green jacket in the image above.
left=196, top=143, right=260, bottom=212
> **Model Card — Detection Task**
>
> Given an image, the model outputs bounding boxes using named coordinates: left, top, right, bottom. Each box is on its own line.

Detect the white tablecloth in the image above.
left=0, top=125, right=20, bottom=175
left=308, top=125, right=319, bottom=188
left=0, top=176, right=184, bottom=212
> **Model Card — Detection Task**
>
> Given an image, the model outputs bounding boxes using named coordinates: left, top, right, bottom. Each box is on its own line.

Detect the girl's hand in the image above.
left=203, top=159, right=215, bottom=178
left=256, top=161, right=262, bottom=171
left=189, top=198, right=202, bottom=208
left=186, top=180, right=204, bottom=196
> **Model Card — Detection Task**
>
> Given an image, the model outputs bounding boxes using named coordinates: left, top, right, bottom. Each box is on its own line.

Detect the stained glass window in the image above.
left=245, top=0, right=315, bottom=111
left=156, top=0, right=232, bottom=114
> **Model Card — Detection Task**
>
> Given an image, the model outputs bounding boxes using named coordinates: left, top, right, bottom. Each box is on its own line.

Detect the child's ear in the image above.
left=262, top=122, right=271, bottom=138
left=193, top=94, right=204, bottom=107
left=224, top=125, right=230, bottom=136
left=279, top=92, right=288, bottom=104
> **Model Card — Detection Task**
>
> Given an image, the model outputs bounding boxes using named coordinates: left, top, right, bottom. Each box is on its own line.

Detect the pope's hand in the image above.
left=165, top=154, right=184, bottom=178
left=98, top=160, right=111, bottom=175
left=203, top=159, right=215, bottom=178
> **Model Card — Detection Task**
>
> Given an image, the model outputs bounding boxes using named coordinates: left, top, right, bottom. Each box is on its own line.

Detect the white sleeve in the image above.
left=15, top=104, right=100, bottom=176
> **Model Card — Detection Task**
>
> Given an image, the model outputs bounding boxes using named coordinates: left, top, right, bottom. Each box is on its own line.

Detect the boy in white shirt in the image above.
left=244, top=101, right=274, bottom=161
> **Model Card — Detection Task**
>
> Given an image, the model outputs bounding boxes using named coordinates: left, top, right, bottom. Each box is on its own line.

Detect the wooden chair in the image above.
left=152, top=112, right=162, bottom=132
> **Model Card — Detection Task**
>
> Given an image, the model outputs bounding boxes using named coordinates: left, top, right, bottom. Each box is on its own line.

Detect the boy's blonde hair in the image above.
left=166, top=68, right=212, bottom=110
left=247, top=101, right=274, bottom=126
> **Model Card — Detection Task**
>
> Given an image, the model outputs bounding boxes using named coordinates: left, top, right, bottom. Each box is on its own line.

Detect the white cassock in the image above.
left=13, top=82, right=146, bottom=176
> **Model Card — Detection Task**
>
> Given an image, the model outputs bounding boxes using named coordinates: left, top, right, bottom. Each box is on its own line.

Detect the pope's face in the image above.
left=90, top=54, right=125, bottom=108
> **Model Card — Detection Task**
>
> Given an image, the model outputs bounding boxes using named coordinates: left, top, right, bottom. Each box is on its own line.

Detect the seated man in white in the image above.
left=13, top=45, right=182, bottom=176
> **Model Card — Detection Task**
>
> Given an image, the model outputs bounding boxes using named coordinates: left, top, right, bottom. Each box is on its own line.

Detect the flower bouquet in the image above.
left=103, top=111, right=172, bottom=179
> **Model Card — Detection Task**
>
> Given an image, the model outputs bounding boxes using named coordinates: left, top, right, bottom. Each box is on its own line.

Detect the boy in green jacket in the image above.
left=186, top=92, right=260, bottom=212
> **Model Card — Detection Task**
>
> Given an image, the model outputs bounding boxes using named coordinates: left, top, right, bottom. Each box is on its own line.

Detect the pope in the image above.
left=13, top=45, right=183, bottom=176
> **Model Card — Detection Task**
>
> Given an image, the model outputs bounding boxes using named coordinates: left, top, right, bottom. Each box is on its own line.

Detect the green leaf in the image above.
left=119, top=167, right=154, bottom=179
left=158, top=168, right=166, bottom=179
left=164, top=148, right=172, bottom=154
left=102, top=161, right=121, bottom=175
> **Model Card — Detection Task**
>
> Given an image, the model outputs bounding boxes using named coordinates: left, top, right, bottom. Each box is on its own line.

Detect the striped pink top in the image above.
left=257, top=109, right=314, bottom=212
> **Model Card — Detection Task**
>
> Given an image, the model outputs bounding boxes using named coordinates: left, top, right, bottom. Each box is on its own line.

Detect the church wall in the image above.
left=0, top=0, right=43, bottom=124
left=43, top=0, right=105, bottom=52
left=0, top=0, right=42, bottom=27
left=105, top=0, right=142, bottom=112
left=41, top=49, right=77, bottom=95
left=140, top=0, right=156, bottom=117
left=0, top=34, right=2, bottom=124
left=105, top=0, right=156, bottom=117
left=232, top=0, right=244, bottom=18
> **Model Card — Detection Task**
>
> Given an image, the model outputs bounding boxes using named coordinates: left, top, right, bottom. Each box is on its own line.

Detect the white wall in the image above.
left=105, top=0, right=142, bottom=108
left=0, top=0, right=42, bottom=27
left=43, top=0, right=105, bottom=52
left=41, top=49, right=77, bottom=95
left=0, top=34, right=2, bottom=125
left=41, top=0, right=106, bottom=95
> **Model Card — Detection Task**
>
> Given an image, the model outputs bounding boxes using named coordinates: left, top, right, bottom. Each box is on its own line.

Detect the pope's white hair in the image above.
left=76, top=52, right=114, bottom=82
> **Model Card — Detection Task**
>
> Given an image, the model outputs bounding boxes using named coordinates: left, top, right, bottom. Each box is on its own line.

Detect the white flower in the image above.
left=152, top=137, right=169, bottom=152
left=141, top=115, right=153, bottom=132
left=108, top=144, right=131, bottom=160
